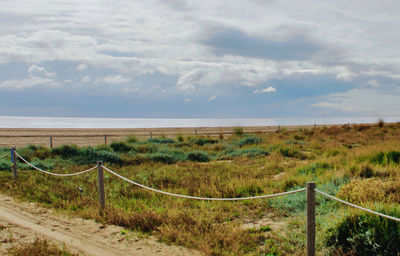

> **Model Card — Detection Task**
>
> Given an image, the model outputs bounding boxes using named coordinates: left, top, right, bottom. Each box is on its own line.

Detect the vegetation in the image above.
left=7, top=238, right=79, bottom=256
left=1, top=122, right=400, bottom=255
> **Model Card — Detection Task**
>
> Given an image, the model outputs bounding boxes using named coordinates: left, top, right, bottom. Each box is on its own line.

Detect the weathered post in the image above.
left=49, top=136, right=53, bottom=148
left=104, top=135, right=107, bottom=145
left=307, top=182, right=316, bottom=256
left=314, top=124, right=316, bottom=129
left=97, top=161, right=105, bottom=212
left=150, top=131, right=152, bottom=139
left=195, top=129, right=197, bottom=135
left=11, top=147, right=18, bottom=179
left=278, top=125, right=281, bottom=132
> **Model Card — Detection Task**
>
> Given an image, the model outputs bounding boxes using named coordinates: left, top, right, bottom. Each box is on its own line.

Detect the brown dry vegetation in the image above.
left=0, top=121, right=400, bottom=255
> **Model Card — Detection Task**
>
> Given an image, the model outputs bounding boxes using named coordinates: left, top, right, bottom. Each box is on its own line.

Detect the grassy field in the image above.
left=1, top=122, right=400, bottom=255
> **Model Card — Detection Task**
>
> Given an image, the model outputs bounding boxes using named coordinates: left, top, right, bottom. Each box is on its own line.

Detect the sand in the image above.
left=0, top=125, right=317, bottom=148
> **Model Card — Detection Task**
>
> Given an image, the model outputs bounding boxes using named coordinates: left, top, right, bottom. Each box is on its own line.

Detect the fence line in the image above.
left=0, top=153, right=8, bottom=159
left=15, top=151, right=97, bottom=177
left=315, top=189, right=400, bottom=222
left=102, top=165, right=306, bottom=201
left=6, top=148, right=400, bottom=256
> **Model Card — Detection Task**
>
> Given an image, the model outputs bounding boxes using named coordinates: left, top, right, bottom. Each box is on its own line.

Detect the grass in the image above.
left=0, top=123, right=400, bottom=255
left=7, top=238, right=79, bottom=256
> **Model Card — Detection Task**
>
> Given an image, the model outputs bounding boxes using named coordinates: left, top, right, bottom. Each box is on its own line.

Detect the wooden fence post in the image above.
left=97, top=161, right=105, bottom=211
left=104, top=135, right=107, bottom=145
left=11, top=147, right=18, bottom=179
left=278, top=125, right=281, bottom=132
left=49, top=136, right=53, bottom=148
left=150, top=131, right=152, bottom=139
left=307, top=182, right=316, bottom=256
left=195, top=129, right=197, bottom=135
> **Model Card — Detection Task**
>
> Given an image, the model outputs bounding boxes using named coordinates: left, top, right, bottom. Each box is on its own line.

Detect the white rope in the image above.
left=0, top=153, right=9, bottom=159
left=102, top=165, right=306, bottom=201
left=15, top=151, right=97, bottom=177
left=315, top=189, right=400, bottom=222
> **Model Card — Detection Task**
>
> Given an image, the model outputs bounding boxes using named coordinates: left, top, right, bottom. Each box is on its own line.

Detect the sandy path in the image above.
left=0, top=194, right=199, bottom=256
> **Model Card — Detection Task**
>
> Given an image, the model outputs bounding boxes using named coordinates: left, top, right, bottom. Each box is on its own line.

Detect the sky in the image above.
left=0, top=0, right=400, bottom=118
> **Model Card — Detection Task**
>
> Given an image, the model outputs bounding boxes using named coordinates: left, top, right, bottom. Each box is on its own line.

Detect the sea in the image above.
left=0, top=116, right=399, bottom=129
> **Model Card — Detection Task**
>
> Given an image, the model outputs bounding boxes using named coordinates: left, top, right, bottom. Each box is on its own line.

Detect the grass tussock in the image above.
left=326, top=206, right=400, bottom=256
left=7, top=238, right=79, bottom=256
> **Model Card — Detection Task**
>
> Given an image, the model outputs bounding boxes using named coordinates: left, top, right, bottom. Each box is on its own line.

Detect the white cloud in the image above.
left=184, top=98, right=191, bottom=103
left=96, top=75, right=130, bottom=84
left=28, top=64, right=55, bottom=78
left=253, top=86, right=276, bottom=94
left=312, top=88, right=400, bottom=116
left=0, top=76, right=59, bottom=90
left=208, top=95, right=217, bottom=102
left=364, top=79, right=382, bottom=88
left=1, top=0, right=400, bottom=117
left=80, top=76, right=91, bottom=83
left=76, top=63, right=87, bottom=71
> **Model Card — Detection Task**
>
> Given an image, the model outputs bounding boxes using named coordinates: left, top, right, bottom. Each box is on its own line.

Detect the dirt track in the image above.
left=0, top=194, right=199, bottom=256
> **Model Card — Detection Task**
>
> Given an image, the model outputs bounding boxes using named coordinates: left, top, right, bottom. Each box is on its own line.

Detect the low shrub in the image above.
left=236, top=135, right=262, bottom=147
left=75, top=147, right=123, bottom=165
left=22, top=145, right=51, bottom=160
left=131, top=144, right=158, bottom=154
left=176, top=134, right=184, bottom=142
left=190, top=137, right=218, bottom=146
left=337, top=178, right=400, bottom=204
left=147, top=138, right=176, bottom=144
left=186, top=151, right=210, bottom=162
left=377, top=118, right=385, bottom=128
left=7, top=238, right=79, bottom=256
left=30, top=159, right=56, bottom=171
left=126, top=135, right=138, bottom=143
left=219, top=148, right=269, bottom=159
left=233, top=126, right=244, bottom=136
left=279, top=147, right=305, bottom=159
left=52, top=145, right=79, bottom=158
left=371, top=151, right=400, bottom=165
left=326, top=206, right=400, bottom=256
left=110, top=141, right=131, bottom=153
left=0, top=160, right=10, bottom=171
left=359, top=165, right=374, bottom=178
left=145, top=150, right=185, bottom=164
left=297, top=162, right=332, bottom=175
left=293, top=135, right=305, bottom=140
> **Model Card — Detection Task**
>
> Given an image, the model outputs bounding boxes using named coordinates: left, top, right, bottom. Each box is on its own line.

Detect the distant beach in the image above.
left=1, top=116, right=398, bottom=129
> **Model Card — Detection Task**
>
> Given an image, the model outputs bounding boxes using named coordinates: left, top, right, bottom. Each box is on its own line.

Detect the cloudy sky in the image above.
left=1, top=0, right=399, bottom=118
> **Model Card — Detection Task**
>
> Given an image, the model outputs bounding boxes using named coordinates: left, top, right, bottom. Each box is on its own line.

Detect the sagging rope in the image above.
left=12, top=150, right=400, bottom=222
left=15, top=151, right=97, bottom=177
left=0, top=153, right=9, bottom=159
left=316, top=189, right=400, bottom=222
left=102, top=165, right=306, bottom=201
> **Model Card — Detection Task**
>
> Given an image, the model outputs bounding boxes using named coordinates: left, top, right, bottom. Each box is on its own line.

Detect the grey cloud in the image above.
left=203, top=28, right=323, bottom=60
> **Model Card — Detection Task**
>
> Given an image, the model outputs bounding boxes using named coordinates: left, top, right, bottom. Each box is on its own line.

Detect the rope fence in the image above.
left=4, top=148, right=400, bottom=256
left=0, top=152, right=9, bottom=159
left=315, top=189, right=400, bottom=222
left=102, top=165, right=306, bottom=201
left=15, top=151, right=97, bottom=177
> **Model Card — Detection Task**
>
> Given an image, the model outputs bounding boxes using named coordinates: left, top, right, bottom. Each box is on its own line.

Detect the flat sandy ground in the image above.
left=0, top=125, right=317, bottom=148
